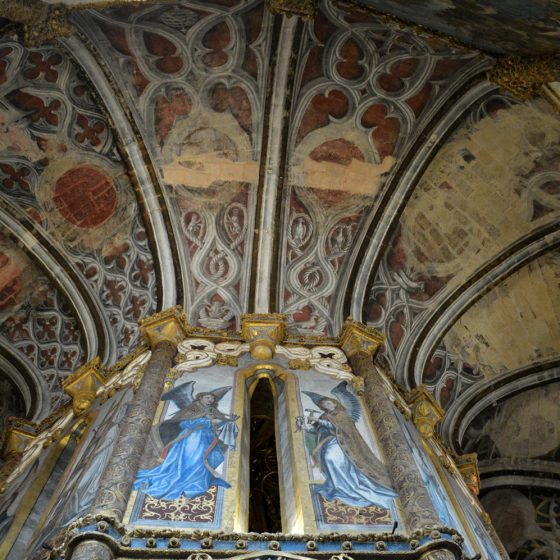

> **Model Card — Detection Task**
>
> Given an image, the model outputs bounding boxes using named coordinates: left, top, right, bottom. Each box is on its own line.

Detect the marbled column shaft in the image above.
left=69, top=540, right=113, bottom=560
left=350, top=350, right=440, bottom=531
left=92, top=339, right=176, bottom=519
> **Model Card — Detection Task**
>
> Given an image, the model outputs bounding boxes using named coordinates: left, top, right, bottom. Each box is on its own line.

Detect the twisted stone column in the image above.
left=92, top=339, right=176, bottom=518
left=350, top=349, right=440, bottom=530
left=70, top=334, right=177, bottom=560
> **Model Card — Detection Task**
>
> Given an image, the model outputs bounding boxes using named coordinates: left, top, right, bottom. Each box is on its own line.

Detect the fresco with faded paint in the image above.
left=0, top=228, right=84, bottom=408
left=461, top=383, right=560, bottom=462
left=292, top=369, right=399, bottom=531
left=440, top=251, right=560, bottom=381
left=482, top=488, right=560, bottom=557
left=0, top=37, right=158, bottom=372
left=280, top=0, right=480, bottom=336
left=366, top=95, right=560, bottom=403
left=127, top=366, right=240, bottom=530
left=78, top=1, right=271, bottom=329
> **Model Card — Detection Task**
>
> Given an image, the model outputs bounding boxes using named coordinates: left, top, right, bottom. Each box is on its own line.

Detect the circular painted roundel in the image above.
left=53, top=165, right=117, bottom=229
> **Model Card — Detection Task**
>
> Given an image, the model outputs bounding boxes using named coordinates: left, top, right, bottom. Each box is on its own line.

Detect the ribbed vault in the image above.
left=0, top=0, right=559, bottom=555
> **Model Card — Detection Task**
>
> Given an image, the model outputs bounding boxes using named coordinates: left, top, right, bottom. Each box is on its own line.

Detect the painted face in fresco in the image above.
left=319, top=398, right=337, bottom=412
left=200, top=394, right=216, bottom=406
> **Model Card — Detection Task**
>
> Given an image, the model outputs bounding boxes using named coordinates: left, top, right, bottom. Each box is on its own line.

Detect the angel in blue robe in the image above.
left=134, top=381, right=238, bottom=500
left=297, top=381, right=397, bottom=509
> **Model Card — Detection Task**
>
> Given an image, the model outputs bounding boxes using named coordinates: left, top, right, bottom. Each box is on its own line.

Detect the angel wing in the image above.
left=161, top=380, right=195, bottom=409
left=331, top=381, right=361, bottom=423
left=211, top=385, right=232, bottom=402
left=302, top=390, right=327, bottom=408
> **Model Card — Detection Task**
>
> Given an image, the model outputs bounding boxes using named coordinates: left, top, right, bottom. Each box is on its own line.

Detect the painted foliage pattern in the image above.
left=77, top=1, right=271, bottom=329
left=280, top=0, right=480, bottom=336
left=129, top=368, right=238, bottom=529
left=365, top=94, right=560, bottom=406
left=0, top=38, right=157, bottom=370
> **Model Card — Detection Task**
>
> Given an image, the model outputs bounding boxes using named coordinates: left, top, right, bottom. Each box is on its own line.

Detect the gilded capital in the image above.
left=338, top=317, right=384, bottom=358
left=406, top=386, right=444, bottom=439
left=241, top=313, right=287, bottom=360
left=456, top=453, right=480, bottom=495
left=63, top=357, right=106, bottom=416
left=140, top=306, right=188, bottom=347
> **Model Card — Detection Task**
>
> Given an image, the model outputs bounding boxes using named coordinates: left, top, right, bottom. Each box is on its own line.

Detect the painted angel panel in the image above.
left=133, top=380, right=239, bottom=500
left=296, top=381, right=396, bottom=510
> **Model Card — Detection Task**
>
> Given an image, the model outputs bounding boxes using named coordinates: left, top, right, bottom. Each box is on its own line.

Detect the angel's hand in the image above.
left=307, top=416, right=318, bottom=425
left=211, top=418, right=222, bottom=425
left=229, top=414, right=240, bottom=421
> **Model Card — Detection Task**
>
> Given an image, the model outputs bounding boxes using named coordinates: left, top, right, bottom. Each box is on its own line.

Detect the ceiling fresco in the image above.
left=358, top=0, right=560, bottom=55
left=0, top=0, right=559, bottom=550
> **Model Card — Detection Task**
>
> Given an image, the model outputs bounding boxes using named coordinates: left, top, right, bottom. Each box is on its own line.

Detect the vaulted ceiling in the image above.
left=0, top=0, right=559, bottom=553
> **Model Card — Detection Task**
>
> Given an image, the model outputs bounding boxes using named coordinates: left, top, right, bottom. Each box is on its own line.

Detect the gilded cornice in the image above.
left=0, top=0, right=74, bottom=47
left=337, top=0, right=560, bottom=103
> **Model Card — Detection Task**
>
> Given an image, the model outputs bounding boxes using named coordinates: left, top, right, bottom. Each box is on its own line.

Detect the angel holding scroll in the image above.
left=133, top=381, right=239, bottom=500
left=296, top=381, right=396, bottom=509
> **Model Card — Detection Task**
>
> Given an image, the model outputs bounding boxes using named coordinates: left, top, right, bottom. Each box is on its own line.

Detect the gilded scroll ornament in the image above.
left=175, top=339, right=249, bottom=373
left=288, top=358, right=312, bottom=370
left=0, top=403, right=73, bottom=492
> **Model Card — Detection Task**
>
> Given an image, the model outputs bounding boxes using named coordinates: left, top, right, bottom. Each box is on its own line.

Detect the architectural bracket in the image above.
left=241, top=313, right=288, bottom=360
left=406, top=386, right=444, bottom=439
left=140, top=306, right=188, bottom=347
left=62, top=357, right=107, bottom=416
left=338, top=317, right=384, bottom=358
left=455, top=453, right=481, bottom=496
